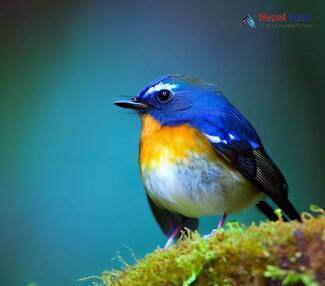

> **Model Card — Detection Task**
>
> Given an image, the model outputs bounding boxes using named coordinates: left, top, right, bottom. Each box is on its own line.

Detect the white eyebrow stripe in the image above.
left=204, top=134, right=227, bottom=144
left=145, top=82, right=178, bottom=95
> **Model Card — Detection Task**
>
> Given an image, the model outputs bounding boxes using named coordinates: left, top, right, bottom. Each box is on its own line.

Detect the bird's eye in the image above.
left=156, top=89, right=172, bottom=103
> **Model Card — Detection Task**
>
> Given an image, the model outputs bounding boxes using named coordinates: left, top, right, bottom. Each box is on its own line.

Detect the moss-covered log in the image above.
left=82, top=211, right=325, bottom=286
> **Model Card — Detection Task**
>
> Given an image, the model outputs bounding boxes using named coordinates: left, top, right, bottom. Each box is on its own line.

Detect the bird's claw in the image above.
left=203, top=228, right=218, bottom=239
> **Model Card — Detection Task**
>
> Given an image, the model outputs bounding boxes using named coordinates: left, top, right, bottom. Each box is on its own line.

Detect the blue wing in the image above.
left=191, top=106, right=300, bottom=221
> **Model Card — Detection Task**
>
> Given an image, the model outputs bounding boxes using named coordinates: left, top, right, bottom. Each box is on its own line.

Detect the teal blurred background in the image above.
left=1, top=1, right=324, bottom=285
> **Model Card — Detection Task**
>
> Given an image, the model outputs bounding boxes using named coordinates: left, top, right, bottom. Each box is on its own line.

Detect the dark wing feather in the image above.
left=214, top=140, right=300, bottom=221
left=146, top=194, right=199, bottom=237
left=193, top=108, right=300, bottom=221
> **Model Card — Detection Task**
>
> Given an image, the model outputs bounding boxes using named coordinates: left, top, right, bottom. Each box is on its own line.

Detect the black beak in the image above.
left=113, top=99, right=148, bottom=111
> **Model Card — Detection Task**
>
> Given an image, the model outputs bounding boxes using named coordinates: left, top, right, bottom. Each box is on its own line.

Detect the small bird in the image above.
left=114, top=75, right=300, bottom=248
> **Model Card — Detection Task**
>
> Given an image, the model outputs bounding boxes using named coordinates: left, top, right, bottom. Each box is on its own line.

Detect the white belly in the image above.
left=141, top=154, right=261, bottom=218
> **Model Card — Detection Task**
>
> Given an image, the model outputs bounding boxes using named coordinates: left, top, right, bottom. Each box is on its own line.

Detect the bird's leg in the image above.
left=163, top=225, right=182, bottom=250
left=204, top=212, right=227, bottom=238
left=217, top=211, right=227, bottom=229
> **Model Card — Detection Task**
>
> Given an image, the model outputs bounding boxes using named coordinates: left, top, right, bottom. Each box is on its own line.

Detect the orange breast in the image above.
left=139, top=115, right=218, bottom=170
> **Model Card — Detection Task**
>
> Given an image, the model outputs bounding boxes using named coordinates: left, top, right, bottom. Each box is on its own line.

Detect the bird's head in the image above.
left=114, top=74, right=228, bottom=126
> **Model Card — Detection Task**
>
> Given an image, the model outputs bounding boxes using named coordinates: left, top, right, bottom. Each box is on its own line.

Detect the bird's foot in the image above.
left=203, top=228, right=218, bottom=239
left=163, top=236, right=175, bottom=250
left=162, top=225, right=182, bottom=250
left=204, top=212, right=228, bottom=239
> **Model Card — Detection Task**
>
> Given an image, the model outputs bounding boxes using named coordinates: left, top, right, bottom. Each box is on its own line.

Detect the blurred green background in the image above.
left=1, top=1, right=324, bottom=285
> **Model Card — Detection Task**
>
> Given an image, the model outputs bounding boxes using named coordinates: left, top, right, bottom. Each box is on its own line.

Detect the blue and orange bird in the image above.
left=114, top=75, right=300, bottom=249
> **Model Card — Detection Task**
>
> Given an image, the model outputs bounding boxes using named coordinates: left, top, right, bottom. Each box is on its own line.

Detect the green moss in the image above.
left=264, top=265, right=319, bottom=286
left=81, top=210, right=325, bottom=286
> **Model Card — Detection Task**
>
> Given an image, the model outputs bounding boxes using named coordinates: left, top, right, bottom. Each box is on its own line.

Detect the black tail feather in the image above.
left=276, top=198, right=301, bottom=222
left=256, top=200, right=289, bottom=222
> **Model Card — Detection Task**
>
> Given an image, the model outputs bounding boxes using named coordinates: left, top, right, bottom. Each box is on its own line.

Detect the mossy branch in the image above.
left=81, top=209, right=325, bottom=286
